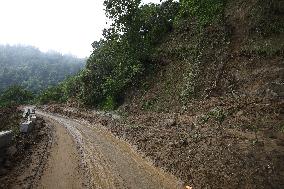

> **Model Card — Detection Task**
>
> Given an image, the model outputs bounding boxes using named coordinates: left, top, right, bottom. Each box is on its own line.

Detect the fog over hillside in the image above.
left=0, top=45, right=85, bottom=92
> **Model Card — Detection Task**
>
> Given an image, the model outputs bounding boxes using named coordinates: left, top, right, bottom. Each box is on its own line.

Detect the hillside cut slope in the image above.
left=44, top=0, right=284, bottom=188
left=113, top=0, right=284, bottom=188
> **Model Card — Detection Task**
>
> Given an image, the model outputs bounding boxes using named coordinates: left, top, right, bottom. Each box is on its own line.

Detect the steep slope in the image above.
left=122, top=0, right=283, bottom=113
left=111, top=0, right=284, bottom=188
left=42, top=0, right=284, bottom=188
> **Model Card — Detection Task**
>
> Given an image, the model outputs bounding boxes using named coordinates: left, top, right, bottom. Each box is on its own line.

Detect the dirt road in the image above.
left=38, top=111, right=182, bottom=189
left=36, top=117, right=85, bottom=189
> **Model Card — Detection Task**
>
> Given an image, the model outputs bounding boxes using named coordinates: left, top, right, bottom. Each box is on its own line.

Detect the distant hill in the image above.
left=0, top=45, right=85, bottom=93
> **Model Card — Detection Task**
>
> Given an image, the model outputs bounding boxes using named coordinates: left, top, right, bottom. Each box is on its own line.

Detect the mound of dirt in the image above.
left=0, top=106, right=21, bottom=132
left=0, top=113, right=53, bottom=189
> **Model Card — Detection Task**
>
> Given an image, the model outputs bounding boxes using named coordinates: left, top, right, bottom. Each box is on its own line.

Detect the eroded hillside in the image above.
left=111, top=0, right=284, bottom=188
left=38, top=0, right=284, bottom=188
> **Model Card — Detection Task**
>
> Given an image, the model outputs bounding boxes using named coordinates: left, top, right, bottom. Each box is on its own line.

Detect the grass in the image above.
left=102, top=96, right=117, bottom=111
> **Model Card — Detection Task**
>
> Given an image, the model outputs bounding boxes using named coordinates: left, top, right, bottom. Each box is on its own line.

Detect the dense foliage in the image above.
left=76, top=0, right=179, bottom=108
left=0, top=45, right=85, bottom=93
left=0, top=85, right=34, bottom=107
left=178, top=0, right=225, bottom=26
left=36, top=74, right=83, bottom=104
left=36, top=0, right=229, bottom=109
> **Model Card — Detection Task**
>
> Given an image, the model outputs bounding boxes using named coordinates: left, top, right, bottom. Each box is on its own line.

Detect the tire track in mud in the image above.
left=38, top=111, right=182, bottom=189
left=35, top=118, right=85, bottom=189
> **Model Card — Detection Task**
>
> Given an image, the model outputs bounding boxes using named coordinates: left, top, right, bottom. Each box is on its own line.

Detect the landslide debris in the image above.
left=41, top=0, right=284, bottom=188
left=0, top=107, right=53, bottom=189
left=44, top=104, right=284, bottom=189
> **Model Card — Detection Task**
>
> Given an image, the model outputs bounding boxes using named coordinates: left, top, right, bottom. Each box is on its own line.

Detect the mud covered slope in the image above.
left=106, top=0, right=284, bottom=188
left=45, top=0, right=284, bottom=188
left=123, top=0, right=283, bottom=113
left=0, top=107, right=21, bottom=132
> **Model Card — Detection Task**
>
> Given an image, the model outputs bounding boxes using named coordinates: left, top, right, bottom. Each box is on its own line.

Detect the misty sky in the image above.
left=0, top=0, right=162, bottom=58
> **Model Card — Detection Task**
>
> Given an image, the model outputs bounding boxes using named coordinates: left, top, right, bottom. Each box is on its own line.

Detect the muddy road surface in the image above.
left=38, top=111, right=181, bottom=189
left=36, top=117, right=85, bottom=189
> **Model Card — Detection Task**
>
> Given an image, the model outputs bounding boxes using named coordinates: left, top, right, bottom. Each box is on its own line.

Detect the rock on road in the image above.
left=37, top=111, right=182, bottom=189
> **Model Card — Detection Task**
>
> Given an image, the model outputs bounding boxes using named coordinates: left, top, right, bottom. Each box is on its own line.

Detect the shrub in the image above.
left=102, top=96, right=117, bottom=110
left=36, top=85, right=66, bottom=104
left=0, top=85, right=34, bottom=107
left=177, top=0, right=226, bottom=26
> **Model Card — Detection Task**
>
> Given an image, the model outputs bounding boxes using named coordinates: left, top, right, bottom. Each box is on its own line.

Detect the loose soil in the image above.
left=44, top=104, right=284, bottom=189
left=0, top=106, right=21, bottom=132
left=35, top=117, right=86, bottom=189
left=0, top=108, right=86, bottom=189
left=0, top=115, right=52, bottom=189
left=38, top=110, right=182, bottom=189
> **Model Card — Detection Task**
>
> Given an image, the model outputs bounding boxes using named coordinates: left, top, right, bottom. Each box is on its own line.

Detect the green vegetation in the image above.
left=178, top=0, right=226, bottom=26
left=36, top=73, right=82, bottom=104
left=78, top=0, right=179, bottom=107
left=32, top=0, right=231, bottom=109
left=0, top=85, right=34, bottom=107
left=35, top=0, right=283, bottom=111
left=36, top=85, right=66, bottom=105
left=199, top=107, right=227, bottom=124
left=249, top=0, right=284, bottom=36
left=0, top=45, right=85, bottom=93
left=241, top=37, right=284, bottom=56
left=38, top=0, right=180, bottom=108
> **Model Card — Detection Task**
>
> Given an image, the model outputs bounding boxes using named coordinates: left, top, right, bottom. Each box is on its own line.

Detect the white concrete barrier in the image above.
left=23, top=107, right=36, bottom=118
left=0, top=130, right=13, bottom=149
left=22, top=109, right=28, bottom=118
left=30, top=115, right=37, bottom=121
left=31, top=109, right=36, bottom=114
left=20, top=121, right=33, bottom=133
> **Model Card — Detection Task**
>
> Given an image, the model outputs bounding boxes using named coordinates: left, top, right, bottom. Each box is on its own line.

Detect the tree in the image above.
left=0, top=85, right=34, bottom=107
left=178, top=0, right=225, bottom=26
left=35, top=0, right=180, bottom=108
left=75, top=0, right=179, bottom=108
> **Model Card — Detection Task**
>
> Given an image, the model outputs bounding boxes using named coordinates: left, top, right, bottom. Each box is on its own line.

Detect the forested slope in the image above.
left=0, top=45, right=85, bottom=93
